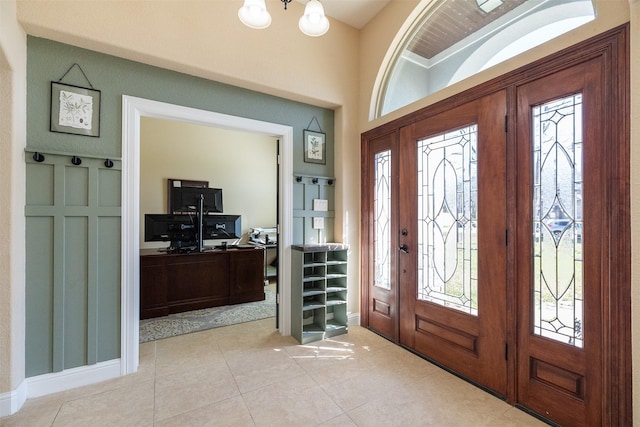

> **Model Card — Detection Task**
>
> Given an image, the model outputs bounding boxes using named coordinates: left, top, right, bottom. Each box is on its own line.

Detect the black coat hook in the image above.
left=328, top=179, right=334, bottom=185
left=296, top=176, right=302, bottom=183
left=104, top=159, right=114, bottom=168
left=312, top=178, right=319, bottom=184
left=33, top=152, right=45, bottom=163
left=71, top=156, right=82, bottom=166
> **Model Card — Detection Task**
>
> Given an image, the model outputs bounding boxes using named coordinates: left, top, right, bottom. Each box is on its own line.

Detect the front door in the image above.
left=361, top=27, right=629, bottom=426
left=398, top=91, right=508, bottom=396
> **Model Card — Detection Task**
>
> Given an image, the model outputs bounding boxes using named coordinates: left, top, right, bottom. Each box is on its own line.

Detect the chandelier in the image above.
left=238, top=0, right=330, bottom=37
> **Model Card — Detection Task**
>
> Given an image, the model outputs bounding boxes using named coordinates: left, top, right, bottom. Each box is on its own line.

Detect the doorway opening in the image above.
left=138, top=117, right=279, bottom=341
left=121, top=95, right=293, bottom=374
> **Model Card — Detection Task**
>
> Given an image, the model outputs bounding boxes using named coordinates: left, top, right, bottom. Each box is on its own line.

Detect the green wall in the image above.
left=25, top=36, right=334, bottom=377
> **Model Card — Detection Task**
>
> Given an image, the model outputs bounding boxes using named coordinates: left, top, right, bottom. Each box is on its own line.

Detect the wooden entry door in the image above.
left=397, top=91, right=508, bottom=396
left=361, top=26, right=629, bottom=426
left=514, top=59, right=605, bottom=426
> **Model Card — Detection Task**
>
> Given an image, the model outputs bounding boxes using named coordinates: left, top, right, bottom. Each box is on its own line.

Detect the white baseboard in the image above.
left=348, top=312, right=361, bottom=326
left=26, top=359, right=121, bottom=399
left=0, top=380, right=27, bottom=418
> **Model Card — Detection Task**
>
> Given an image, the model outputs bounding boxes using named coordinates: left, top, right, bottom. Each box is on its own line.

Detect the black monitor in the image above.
left=170, top=187, right=223, bottom=214
left=201, top=214, right=241, bottom=240
left=144, top=214, right=197, bottom=249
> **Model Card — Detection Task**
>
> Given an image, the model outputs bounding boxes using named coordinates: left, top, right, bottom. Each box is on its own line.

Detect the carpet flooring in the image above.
left=139, top=288, right=276, bottom=343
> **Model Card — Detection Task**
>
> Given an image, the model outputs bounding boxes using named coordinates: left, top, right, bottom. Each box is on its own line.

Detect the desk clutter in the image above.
left=249, top=227, right=278, bottom=282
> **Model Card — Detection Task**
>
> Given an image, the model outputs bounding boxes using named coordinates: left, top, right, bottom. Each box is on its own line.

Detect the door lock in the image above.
left=399, top=244, right=409, bottom=253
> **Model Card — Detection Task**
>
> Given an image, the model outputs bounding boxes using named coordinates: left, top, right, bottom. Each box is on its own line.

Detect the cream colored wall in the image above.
left=0, top=0, right=26, bottom=398
left=140, top=117, right=277, bottom=249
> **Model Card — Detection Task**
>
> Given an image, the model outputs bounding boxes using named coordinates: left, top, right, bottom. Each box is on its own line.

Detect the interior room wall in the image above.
left=22, top=36, right=334, bottom=379
left=140, top=117, right=277, bottom=249
left=15, top=0, right=362, bottom=323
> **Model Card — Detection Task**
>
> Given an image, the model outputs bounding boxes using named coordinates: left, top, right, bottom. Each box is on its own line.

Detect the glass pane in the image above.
left=532, top=94, right=583, bottom=348
left=374, top=150, right=392, bottom=290
left=417, top=125, right=478, bottom=315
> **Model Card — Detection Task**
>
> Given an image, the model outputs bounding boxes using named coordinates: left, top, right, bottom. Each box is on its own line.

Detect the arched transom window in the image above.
left=374, top=0, right=595, bottom=119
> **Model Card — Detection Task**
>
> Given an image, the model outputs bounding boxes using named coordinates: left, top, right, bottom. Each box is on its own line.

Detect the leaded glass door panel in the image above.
left=361, top=132, right=399, bottom=340
left=515, top=59, right=604, bottom=426
left=398, top=91, right=508, bottom=396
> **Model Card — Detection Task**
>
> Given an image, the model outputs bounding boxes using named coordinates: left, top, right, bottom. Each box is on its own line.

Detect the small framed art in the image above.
left=303, top=129, right=326, bottom=164
left=50, top=82, right=101, bottom=137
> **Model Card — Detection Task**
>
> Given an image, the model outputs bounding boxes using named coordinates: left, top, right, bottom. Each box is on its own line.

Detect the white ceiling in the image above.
left=295, top=0, right=391, bottom=29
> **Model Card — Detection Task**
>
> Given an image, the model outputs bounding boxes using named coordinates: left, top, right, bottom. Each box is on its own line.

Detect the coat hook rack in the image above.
left=33, top=152, right=45, bottom=163
left=71, top=156, right=82, bottom=166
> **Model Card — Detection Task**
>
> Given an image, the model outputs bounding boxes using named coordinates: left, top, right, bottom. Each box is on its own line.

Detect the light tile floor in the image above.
left=1, top=319, right=547, bottom=426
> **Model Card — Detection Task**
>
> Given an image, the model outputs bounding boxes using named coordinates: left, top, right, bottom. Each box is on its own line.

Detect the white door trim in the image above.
left=121, top=95, right=293, bottom=374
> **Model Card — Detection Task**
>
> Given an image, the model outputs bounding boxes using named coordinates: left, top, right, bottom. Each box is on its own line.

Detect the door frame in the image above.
left=360, top=24, right=630, bottom=424
left=121, top=95, right=294, bottom=375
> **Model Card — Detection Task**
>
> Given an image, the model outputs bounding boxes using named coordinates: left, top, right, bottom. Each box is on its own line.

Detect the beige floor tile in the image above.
left=347, top=369, right=516, bottom=426
left=331, top=326, right=394, bottom=350
left=0, top=395, right=62, bottom=427
left=154, top=332, right=224, bottom=377
left=155, top=395, right=255, bottom=427
left=316, top=413, right=358, bottom=426
left=52, top=380, right=154, bottom=427
left=154, top=362, right=239, bottom=422
left=293, top=349, right=377, bottom=389
left=224, top=347, right=306, bottom=393
left=360, top=341, right=442, bottom=383
left=321, top=369, right=412, bottom=412
left=242, top=375, right=343, bottom=427
left=488, top=406, right=549, bottom=426
left=3, top=321, right=545, bottom=427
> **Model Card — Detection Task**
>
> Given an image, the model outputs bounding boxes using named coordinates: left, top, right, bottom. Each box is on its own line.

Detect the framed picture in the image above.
left=50, top=82, right=101, bottom=137
left=303, top=129, right=326, bottom=164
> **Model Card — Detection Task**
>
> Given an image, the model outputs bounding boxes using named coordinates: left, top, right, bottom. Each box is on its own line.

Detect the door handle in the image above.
left=399, top=244, right=409, bottom=254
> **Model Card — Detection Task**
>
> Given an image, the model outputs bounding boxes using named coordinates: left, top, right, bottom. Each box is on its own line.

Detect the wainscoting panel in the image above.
left=292, top=175, right=335, bottom=244
left=25, top=151, right=121, bottom=377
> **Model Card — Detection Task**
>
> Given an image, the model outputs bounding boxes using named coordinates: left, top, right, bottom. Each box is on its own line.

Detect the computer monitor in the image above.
left=144, top=214, right=197, bottom=249
left=170, top=187, right=223, bottom=214
left=201, top=214, right=241, bottom=240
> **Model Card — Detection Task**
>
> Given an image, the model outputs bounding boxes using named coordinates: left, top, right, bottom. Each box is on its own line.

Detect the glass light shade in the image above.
left=238, top=0, right=272, bottom=29
left=299, top=0, right=330, bottom=37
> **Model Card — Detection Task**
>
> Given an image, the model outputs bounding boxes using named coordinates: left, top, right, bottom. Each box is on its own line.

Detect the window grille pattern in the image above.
left=374, top=150, right=392, bottom=290
left=532, top=94, right=584, bottom=348
left=417, top=125, right=478, bottom=315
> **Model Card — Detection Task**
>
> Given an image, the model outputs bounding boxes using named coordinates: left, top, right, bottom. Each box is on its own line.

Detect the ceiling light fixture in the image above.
left=476, top=0, right=503, bottom=13
left=238, top=0, right=330, bottom=37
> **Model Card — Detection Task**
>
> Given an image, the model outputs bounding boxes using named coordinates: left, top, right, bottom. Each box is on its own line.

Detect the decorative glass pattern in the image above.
left=532, top=94, right=583, bottom=348
left=417, top=125, right=478, bottom=315
left=374, top=150, right=392, bottom=290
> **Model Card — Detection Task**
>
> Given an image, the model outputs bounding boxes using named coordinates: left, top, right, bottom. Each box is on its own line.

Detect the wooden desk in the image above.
left=140, top=247, right=265, bottom=319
